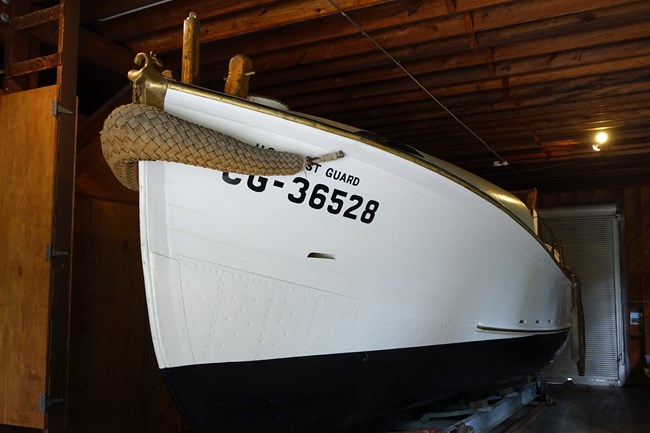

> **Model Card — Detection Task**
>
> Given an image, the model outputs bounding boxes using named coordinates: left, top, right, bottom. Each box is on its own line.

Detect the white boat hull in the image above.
left=129, top=81, right=572, bottom=432
left=141, top=159, right=571, bottom=368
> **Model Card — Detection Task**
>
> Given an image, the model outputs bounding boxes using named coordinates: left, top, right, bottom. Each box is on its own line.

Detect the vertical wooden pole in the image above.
left=47, top=0, right=78, bottom=431
left=181, top=12, right=200, bottom=85
left=224, top=54, right=254, bottom=98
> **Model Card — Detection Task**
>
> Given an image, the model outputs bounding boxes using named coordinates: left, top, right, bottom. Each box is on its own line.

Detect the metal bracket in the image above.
left=52, top=100, right=74, bottom=116
left=40, top=394, right=64, bottom=413
left=46, top=244, right=68, bottom=261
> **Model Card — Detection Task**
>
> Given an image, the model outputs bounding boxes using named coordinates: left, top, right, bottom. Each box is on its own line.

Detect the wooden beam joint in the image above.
left=445, top=0, right=456, bottom=14
left=463, top=12, right=479, bottom=48
left=501, top=76, right=510, bottom=97
left=485, top=47, right=495, bottom=77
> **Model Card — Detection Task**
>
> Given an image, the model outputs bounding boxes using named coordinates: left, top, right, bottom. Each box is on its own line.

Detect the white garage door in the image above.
left=538, top=204, right=625, bottom=386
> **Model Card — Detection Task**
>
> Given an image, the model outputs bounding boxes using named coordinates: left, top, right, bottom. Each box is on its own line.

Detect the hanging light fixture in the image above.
left=592, top=131, right=608, bottom=151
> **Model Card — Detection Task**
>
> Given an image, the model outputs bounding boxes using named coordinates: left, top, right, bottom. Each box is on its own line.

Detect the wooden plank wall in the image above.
left=623, top=186, right=650, bottom=386
left=0, top=86, right=58, bottom=429
left=538, top=185, right=650, bottom=386
left=68, top=196, right=186, bottom=433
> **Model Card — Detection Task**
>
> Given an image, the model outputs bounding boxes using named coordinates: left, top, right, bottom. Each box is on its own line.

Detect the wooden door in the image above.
left=0, top=85, right=59, bottom=429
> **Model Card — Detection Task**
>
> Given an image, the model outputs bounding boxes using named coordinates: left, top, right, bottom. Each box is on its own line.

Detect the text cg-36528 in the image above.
left=221, top=173, right=380, bottom=224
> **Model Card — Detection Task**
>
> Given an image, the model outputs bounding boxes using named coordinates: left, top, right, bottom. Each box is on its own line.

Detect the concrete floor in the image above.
left=499, top=383, right=650, bottom=433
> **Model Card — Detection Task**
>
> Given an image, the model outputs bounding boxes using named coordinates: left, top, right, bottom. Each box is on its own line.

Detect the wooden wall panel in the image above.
left=68, top=197, right=184, bottom=433
left=0, top=85, right=58, bottom=429
left=632, top=186, right=650, bottom=384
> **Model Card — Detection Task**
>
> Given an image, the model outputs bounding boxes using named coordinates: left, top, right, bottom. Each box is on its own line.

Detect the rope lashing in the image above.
left=100, top=103, right=344, bottom=190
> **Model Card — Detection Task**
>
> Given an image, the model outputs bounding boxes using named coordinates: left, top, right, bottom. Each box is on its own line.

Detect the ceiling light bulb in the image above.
left=595, top=132, right=608, bottom=144
left=592, top=144, right=601, bottom=152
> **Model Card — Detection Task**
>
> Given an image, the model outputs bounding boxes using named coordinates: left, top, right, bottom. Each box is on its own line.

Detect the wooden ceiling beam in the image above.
left=471, top=0, right=641, bottom=33
left=419, top=129, right=650, bottom=163
left=467, top=144, right=650, bottom=170
left=80, top=0, right=167, bottom=23
left=351, top=89, right=650, bottom=132
left=191, top=0, right=649, bottom=90
left=125, top=0, right=400, bottom=54
left=142, top=0, right=566, bottom=62
left=89, top=0, right=279, bottom=41
left=237, top=15, right=466, bottom=84
left=297, top=65, right=648, bottom=119
left=475, top=156, right=650, bottom=190
left=443, top=146, right=650, bottom=188
left=282, top=47, right=650, bottom=111
left=433, top=132, right=650, bottom=160
left=438, top=111, right=650, bottom=143
left=144, top=0, right=631, bottom=78
left=411, top=138, right=645, bottom=166
left=158, top=1, right=467, bottom=73
left=379, top=98, right=650, bottom=140
left=256, top=31, right=650, bottom=101
left=508, top=53, right=650, bottom=88
left=326, top=76, right=650, bottom=128
left=387, top=123, right=649, bottom=158
left=493, top=154, right=650, bottom=177
left=246, top=34, right=470, bottom=90
left=413, top=145, right=644, bottom=175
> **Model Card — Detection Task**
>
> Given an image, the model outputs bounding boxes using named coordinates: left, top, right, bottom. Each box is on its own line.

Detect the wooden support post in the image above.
left=224, top=54, right=254, bottom=98
left=47, top=0, right=79, bottom=431
left=181, top=11, right=200, bottom=85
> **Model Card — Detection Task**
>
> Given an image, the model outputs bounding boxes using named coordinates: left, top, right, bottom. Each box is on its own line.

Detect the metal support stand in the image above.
left=399, top=380, right=543, bottom=433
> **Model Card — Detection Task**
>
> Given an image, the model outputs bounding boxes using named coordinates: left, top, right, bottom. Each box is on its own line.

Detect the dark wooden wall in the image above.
left=538, top=185, right=650, bottom=387
left=621, top=187, right=650, bottom=386
left=68, top=196, right=187, bottom=433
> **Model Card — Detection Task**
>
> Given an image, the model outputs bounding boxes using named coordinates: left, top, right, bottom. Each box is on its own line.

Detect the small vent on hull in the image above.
left=307, top=252, right=336, bottom=260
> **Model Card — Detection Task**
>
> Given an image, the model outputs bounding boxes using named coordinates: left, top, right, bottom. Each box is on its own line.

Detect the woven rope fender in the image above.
left=101, top=103, right=324, bottom=191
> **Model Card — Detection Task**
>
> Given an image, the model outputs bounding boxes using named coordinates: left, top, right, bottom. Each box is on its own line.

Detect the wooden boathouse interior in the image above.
left=1, top=1, right=649, bottom=432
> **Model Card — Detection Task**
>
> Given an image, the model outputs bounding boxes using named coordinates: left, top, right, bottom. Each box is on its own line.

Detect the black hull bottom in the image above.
left=162, top=332, right=568, bottom=433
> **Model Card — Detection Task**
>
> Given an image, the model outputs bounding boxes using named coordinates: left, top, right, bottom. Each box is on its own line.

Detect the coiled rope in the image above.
left=101, top=103, right=343, bottom=190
